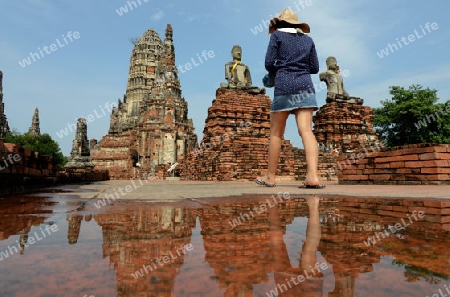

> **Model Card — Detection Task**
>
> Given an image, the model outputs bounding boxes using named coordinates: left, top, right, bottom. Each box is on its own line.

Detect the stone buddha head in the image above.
left=231, top=45, right=242, bottom=62
left=326, top=56, right=337, bottom=72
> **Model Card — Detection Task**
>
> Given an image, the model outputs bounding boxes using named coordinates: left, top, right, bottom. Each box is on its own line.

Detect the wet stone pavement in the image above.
left=0, top=186, right=450, bottom=297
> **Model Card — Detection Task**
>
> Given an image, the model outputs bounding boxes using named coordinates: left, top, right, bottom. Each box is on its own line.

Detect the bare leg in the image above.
left=301, top=196, right=321, bottom=270
left=293, top=108, right=320, bottom=186
left=257, top=111, right=290, bottom=185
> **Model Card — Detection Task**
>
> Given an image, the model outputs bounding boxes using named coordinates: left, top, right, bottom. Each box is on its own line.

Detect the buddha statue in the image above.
left=319, top=56, right=363, bottom=104
left=220, top=45, right=265, bottom=94
left=320, top=56, right=348, bottom=96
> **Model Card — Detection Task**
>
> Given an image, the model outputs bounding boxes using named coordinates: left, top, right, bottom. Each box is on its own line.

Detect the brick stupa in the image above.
left=180, top=88, right=295, bottom=181
left=313, top=95, right=378, bottom=152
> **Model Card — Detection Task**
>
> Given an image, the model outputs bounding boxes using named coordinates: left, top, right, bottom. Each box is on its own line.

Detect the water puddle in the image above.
left=0, top=191, right=449, bottom=296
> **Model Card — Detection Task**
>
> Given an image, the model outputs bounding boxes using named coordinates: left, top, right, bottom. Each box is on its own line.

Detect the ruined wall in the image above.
left=0, top=140, right=108, bottom=196
left=337, top=143, right=450, bottom=185
left=0, top=140, right=58, bottom=196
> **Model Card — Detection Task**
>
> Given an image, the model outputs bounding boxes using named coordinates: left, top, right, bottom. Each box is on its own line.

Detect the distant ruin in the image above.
left=0, top=71, right=10, bottom=139
left=28, top=108, right=41, bottom=136
left=65, top=118, right=94, bottom=169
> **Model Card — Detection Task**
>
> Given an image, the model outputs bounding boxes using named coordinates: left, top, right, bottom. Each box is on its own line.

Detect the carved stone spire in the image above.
left=0, top=71, right=10, bottom=139
left=28, top=108, right=41, bottom=136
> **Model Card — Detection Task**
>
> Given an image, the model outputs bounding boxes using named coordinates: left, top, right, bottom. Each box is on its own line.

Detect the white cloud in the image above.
left=151, top=10, right=165, bottom=21
left=351, top=64, right=450, bottom=107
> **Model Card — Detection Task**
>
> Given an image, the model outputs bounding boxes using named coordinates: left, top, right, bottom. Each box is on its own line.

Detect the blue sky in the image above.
left=1, top=0, right=449, bottom=155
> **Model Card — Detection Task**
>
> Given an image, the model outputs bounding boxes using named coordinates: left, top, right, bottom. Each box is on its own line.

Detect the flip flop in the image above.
left=254, top=178, right=276, bottom=187
left=298, top=184, right=326, bottom=189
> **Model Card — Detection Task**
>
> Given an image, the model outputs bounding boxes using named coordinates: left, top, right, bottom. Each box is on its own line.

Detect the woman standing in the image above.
left=255, top=9, right=324, bottom=188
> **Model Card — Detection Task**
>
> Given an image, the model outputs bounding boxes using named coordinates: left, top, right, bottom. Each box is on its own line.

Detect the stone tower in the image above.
left=0, top=71, right=10, bottom=139
left=65, top=118, right=94, bottom=168
left=28, top=108, right=41, bottom=136
left=92, top=25, right=197, bottom=179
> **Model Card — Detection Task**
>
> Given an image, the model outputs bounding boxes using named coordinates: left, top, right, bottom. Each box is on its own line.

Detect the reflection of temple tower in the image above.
left=91, top=25, right=197, bottom=179
left=0, top=71, right=10, bottom=138
left=28, top=108, right=41, bottom=136
left=67, top=214, right=83, bottom=244
left=94, top=205, right=196, bottom=296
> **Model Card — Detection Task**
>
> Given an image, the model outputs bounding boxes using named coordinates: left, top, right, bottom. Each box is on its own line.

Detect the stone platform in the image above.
left=57, top=179, right=450, bottom=202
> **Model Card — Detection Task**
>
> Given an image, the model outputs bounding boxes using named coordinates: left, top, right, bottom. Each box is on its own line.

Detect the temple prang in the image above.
left=0, top=71, right=10, bottom=139
left=91, top=25, right=197, bottom=179
left=28, top=108, right=41, bottom=136
left=65, top=117, right=94, bottom=169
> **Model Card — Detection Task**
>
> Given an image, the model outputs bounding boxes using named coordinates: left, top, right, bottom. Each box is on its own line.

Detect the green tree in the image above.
left=4, top=131, right=68, bottom=166
left=373, top=85, right=450, bottom=147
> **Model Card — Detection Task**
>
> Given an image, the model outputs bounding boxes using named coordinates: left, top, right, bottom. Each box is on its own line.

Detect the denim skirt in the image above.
left=271, top=92, right=318, bottom=113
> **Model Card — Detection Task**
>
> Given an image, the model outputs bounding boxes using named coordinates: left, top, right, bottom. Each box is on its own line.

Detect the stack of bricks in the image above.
left=313, top=101, right=378, bottom=152
left=292, top=148, right=338, bottom=181
left=180, top=88, right=295, bottom=181
left=338, top=143, right=450, bottom=185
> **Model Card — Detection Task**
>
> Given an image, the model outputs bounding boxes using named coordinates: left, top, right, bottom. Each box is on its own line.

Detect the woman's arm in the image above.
left=309, top=41, right=319, bottom=74
left=265, top=33, right=279, bottom=74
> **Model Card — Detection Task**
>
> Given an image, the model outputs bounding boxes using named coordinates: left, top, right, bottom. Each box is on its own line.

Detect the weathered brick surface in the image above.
left=293, top=148, right=338, bottom=181
left=338, top=143, right=450, bottom=185
left=313, top=101, right=378, bottom=152
left=179, top=88, right=295, bottom=181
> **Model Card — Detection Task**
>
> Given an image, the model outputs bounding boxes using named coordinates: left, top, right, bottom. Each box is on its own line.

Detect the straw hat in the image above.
left=268, top=9, right=310, bottom=34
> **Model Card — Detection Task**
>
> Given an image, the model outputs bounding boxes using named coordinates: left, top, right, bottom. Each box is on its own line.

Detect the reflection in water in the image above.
left=269, top=196, right=326, bottom=296
left=0, top=194, right=450, bottom=296
left=94, top=205, right=196, bottom=296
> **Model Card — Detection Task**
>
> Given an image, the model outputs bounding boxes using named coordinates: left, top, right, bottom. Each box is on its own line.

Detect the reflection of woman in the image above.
left=268, top=196, right=324, bottom=296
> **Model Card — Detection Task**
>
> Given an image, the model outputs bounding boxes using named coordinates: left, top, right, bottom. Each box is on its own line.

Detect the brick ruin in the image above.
left=0, top=71, right=10, bottom=138
left=180, top=88, right=295, bottom=181
left=313, top=95, right=378, bottom=153
left=91, top=25, right=197, bottom=179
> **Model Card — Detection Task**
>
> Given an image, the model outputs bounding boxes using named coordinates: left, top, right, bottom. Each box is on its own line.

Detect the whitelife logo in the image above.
left=18, top=31, right=81, bottom=68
